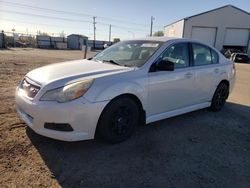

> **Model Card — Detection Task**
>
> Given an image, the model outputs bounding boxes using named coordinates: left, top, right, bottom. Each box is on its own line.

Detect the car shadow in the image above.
left=27, top=102, right=250, bottom=188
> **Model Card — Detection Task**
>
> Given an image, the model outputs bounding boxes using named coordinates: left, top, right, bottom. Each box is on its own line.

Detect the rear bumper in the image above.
left=15, top=88, right=108, bottom=141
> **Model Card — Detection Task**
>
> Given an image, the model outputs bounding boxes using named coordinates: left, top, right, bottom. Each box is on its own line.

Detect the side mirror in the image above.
left=157, top=59, right=174, bottom=71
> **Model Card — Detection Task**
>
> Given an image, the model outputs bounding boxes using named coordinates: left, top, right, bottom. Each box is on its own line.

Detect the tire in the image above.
left=210, top=82, right=229, bottom=112
left=97, top=97, right=140, bottom=143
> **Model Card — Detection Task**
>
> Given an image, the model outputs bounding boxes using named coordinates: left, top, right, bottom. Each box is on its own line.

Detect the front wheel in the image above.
left=97, top=97, right=140, bottom=143
left=210, top=82, right=229, bottom=111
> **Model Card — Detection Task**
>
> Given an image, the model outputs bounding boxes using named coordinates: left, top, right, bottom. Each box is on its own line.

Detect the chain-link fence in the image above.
left=0, top=31, right=36, bottom=48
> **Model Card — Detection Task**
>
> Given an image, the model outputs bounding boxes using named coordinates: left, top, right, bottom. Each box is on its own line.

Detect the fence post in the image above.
left=84, top=42, right=88, bottom=59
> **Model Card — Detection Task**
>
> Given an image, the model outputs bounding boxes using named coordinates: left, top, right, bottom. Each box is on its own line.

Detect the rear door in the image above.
left=191, top=43, right=220, bottom=103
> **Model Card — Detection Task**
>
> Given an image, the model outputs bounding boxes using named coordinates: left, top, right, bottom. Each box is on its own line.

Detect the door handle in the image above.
left=214, top=68, right=219, bottom=73
left=184, top=72, right=193, bottom=78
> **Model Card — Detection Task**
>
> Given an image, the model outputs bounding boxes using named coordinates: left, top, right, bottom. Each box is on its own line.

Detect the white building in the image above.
left=164, top=5, right=250, bottom=54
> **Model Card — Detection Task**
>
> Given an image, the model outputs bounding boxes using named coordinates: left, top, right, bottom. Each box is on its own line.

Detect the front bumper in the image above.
left=15, top=88, right=108, bottom=141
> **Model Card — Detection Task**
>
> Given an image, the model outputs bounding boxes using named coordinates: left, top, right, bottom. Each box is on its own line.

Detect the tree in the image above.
left=153, top=31, right=164, bottom=37
left=37, top=31, right=49, bottom=36
left=59, top=30, right=65, bottom=37
left=113, top=38, right=120, bottom=43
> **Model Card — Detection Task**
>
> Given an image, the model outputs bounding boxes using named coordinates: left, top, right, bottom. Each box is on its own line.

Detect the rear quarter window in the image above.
left=192, top=43, right=213, bottom=66
left=211, top=49, right=219, bottom=64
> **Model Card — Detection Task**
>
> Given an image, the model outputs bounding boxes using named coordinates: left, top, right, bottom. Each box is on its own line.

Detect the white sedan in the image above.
left=15, top=37, right=236, bottom=143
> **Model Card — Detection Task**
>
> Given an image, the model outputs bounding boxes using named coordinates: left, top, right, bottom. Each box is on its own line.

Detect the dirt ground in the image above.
left=0, top=48, right=249, bottom=188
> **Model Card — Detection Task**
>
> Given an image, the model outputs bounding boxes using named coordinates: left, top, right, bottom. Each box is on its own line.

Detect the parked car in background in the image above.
left=15, top=37, right=236, bottom=143
left=230, top=52, right=249, bottom=63
left=103, top=43, right=113, bottom=49
left=221, top=48, right=241, bottom=58
left=103, top=43, right=109, bottom=49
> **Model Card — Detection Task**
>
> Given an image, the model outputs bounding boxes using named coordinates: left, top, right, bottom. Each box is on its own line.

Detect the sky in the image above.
left=0, top=0, right=250, bottom=41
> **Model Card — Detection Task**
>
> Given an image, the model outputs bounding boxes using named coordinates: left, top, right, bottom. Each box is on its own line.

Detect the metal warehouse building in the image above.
left=37, top=35, right=67, bottom=49
left=67, top=34, right=88, bottom=50
left=164, top=5, right=250, bottom=54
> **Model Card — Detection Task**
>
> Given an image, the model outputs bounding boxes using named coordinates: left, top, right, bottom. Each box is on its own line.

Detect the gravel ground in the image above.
left=0, top=48, right=249, bottom=188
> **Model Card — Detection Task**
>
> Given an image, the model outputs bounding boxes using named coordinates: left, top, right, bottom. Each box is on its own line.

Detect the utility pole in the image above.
left=12, top=28, right=15, bottom=47
left=150, top=16, right=155, bottom=36
left=109, top=24, right=111, bottom=42
left=93, top=16, right=96, bottom=49
left=2, top=30, right=5, bottom=48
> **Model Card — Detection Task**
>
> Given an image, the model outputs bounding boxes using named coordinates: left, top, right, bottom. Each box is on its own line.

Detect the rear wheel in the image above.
left=210, top=82, right=229, bottom=111
left=97, top=97, right=140, bottom=143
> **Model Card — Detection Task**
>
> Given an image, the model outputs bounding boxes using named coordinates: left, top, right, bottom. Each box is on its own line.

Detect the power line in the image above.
left=1, top=18, right=94, bottom=32
left=2, top=9, right=152, bottom=33
left=0, top=9, right=93, bottom=24
left=98, top=22, right=149, bottom=33
left=2, top=18, right=145, bottom=39
left=2, top=18, right=112, bottom=38
left=0, top=1, right=162, bottom=39
left=0, top=0, right=163, bottom=29
left=97, top=15, right=161, bottom=29
left=0, top=0, right=93, bottom=18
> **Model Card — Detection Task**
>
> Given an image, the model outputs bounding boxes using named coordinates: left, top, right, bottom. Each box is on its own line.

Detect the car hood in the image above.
left=26, top=59, right=133, bottom=86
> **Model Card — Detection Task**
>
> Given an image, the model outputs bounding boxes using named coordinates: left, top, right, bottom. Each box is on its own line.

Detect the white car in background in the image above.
left=15, top=37, right=236, bottom=143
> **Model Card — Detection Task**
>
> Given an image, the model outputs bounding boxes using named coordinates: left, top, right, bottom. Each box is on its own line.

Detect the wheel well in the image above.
left=95, top=94, right=146, bottom=138
left=109, top=94, right=146, bottom=124
left=114, top=93, right=144, bottom=110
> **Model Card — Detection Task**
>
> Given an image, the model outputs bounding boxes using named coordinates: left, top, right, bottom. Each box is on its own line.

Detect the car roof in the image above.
left=125, top=37, right=208, bottom=44
left=127, top=37, right=177, bottom=42
left=125, top=37, right=223, bottom=58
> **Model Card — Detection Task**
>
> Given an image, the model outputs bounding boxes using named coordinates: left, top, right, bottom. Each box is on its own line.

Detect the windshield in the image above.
left=93, top=40, right=163, bottom=67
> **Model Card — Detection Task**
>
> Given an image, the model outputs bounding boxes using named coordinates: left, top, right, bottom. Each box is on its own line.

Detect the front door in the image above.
left=148, top=42, right=196, bottom=116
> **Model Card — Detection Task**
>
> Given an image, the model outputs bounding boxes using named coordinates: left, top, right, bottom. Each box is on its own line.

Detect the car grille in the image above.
left=20, top=78, right=41, bottom=98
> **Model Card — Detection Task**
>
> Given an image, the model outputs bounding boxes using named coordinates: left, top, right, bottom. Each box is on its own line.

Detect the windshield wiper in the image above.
left=102, top=60, right=121, bottom=66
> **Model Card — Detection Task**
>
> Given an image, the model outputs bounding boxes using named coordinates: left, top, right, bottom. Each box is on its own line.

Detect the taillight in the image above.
left=232, top=63, right=236, bottom=76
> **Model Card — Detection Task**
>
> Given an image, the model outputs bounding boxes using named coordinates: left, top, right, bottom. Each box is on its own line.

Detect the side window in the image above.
left=161, top=43, right=189, bottom=68
left=192, top=44, right=212, bottom=66
left=211, top=49, right=219, bottom=64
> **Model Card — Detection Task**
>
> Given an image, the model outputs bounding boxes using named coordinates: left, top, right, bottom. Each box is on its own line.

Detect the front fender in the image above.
left=84, top=78, right=147, bottom=110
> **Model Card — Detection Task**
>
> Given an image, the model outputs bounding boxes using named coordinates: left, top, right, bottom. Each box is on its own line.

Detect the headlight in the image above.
left=40, top=79, right=94, bottom=103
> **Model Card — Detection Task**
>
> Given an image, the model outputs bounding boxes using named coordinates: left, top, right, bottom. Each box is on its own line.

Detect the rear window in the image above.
left=192, top=44, right=213, bottom=66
